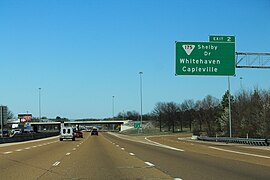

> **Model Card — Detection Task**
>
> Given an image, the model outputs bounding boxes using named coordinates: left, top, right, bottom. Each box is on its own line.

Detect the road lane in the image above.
left=39, top=132, right=172, bottom=179
left=148, top=135, right=270, bottom=167
left=2, top=132, right=270, bottom=180
left=0, top=135, right=86, bottom=179
left=0, top=132, right=172, bottom=179
left=103, top=133, right=270, bottom=180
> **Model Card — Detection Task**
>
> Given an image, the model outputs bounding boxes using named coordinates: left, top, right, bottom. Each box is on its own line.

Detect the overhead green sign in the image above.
left=209, top=35, right=235, bottom=43
left=175, top=41, right=235, bottom=76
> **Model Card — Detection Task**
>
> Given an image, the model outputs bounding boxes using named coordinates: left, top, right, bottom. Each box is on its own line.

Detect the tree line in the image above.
left=117, top=89, right=270, bottom=138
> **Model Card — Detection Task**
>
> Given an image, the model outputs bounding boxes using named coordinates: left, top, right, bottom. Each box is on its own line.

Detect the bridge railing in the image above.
left=197, top=136, right=269, bottom=146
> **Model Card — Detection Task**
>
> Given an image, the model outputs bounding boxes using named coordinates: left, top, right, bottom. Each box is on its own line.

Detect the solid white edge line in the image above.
left=145, top=137, right=184, bottom=152
left=209, top=146, right=270, bottom=159
left=107, top=132, right=185, bottom=152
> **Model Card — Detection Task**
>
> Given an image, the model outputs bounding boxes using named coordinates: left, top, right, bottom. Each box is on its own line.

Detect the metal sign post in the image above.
left=228, top=77, right=232, bottom=138
left=209, top=36, right=234, bottom=138
left=176, top=35, right=236, bottom=137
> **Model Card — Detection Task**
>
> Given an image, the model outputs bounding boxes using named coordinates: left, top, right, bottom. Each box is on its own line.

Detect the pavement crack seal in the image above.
left=36, top=142, right=82, bottom=179
left=36, top=158, right=68, bottom=179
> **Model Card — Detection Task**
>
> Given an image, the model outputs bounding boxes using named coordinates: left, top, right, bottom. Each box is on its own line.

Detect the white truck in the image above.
left=60, top=126, right=75, bottom=141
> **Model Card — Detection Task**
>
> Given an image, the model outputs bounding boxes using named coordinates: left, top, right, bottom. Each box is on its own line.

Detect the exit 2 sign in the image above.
left=209, top=35, right=235, bottom=43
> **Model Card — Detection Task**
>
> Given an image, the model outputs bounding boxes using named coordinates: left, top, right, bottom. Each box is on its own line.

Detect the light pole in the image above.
left=112, top=96, right=115, bottom=120
left=139, top=72, right=143, bottom=131
left=0, top=106, right=3, bottom=138
left=39, top=88, right=41, bottom=120
left=240, top=77, right=243, bottom=89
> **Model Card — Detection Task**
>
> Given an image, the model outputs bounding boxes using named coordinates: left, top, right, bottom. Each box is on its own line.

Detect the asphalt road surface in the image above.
left=1, top=132, right=270, bottom=180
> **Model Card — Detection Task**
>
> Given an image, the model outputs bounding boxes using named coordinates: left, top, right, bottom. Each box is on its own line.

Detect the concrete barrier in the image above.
left=0, top=132, right=59, bottom=144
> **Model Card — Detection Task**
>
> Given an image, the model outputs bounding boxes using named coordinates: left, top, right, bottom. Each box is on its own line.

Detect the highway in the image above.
left=0, top=132, right=269, bottom=180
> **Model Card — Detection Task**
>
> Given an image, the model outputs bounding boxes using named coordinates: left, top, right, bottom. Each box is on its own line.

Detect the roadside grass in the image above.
left=120, top=127, right=193, bottom=136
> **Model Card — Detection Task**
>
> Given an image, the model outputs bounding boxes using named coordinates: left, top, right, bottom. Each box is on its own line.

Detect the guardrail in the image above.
left=197, top=136, right=270, bottom=146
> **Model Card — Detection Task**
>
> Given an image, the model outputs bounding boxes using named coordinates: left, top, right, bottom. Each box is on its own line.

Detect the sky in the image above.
left=0, top=0, right=270, bottom=119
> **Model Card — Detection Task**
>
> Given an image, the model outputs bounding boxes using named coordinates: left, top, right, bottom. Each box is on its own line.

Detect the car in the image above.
left=91, top=128, right=98, bottom=136
left=11, top=129, right=22, bottom=134
left=23, top=129, right=35, bottom=133
left=73, top=131, right=83, bottom=138
left=60, top=127, right=75, bottom=141
left=0, top=130, right=9, bottom=137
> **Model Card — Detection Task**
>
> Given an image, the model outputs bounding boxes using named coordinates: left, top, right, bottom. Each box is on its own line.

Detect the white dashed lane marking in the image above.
left=1, top=140, right=59, bottom=155
left=145, top=162, right=155, bottom=167
left=52, top=161, right=61, bottom=166
left=129, top=153, right=135, bottom=156
left=3, top=151, right=13, bottom=154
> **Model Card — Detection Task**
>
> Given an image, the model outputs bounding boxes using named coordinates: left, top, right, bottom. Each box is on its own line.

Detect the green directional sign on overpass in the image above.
left=134, top=121, right=141, bottom=129
left=175, top=41, right=235, bottom=76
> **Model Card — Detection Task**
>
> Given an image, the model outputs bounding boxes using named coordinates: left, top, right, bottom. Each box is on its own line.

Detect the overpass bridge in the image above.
left=29, top=120, right=130, bottom=132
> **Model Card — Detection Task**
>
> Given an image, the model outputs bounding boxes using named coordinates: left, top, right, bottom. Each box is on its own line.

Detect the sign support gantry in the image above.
left=236, top=52, right=270, bottom=69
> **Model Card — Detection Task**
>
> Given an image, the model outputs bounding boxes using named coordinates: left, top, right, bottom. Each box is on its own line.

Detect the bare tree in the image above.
left=180, top=99, right=195, bottom=131
left=152, top=102, right=166, bottom=132
left=201, top=95, right=220, bottom=136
